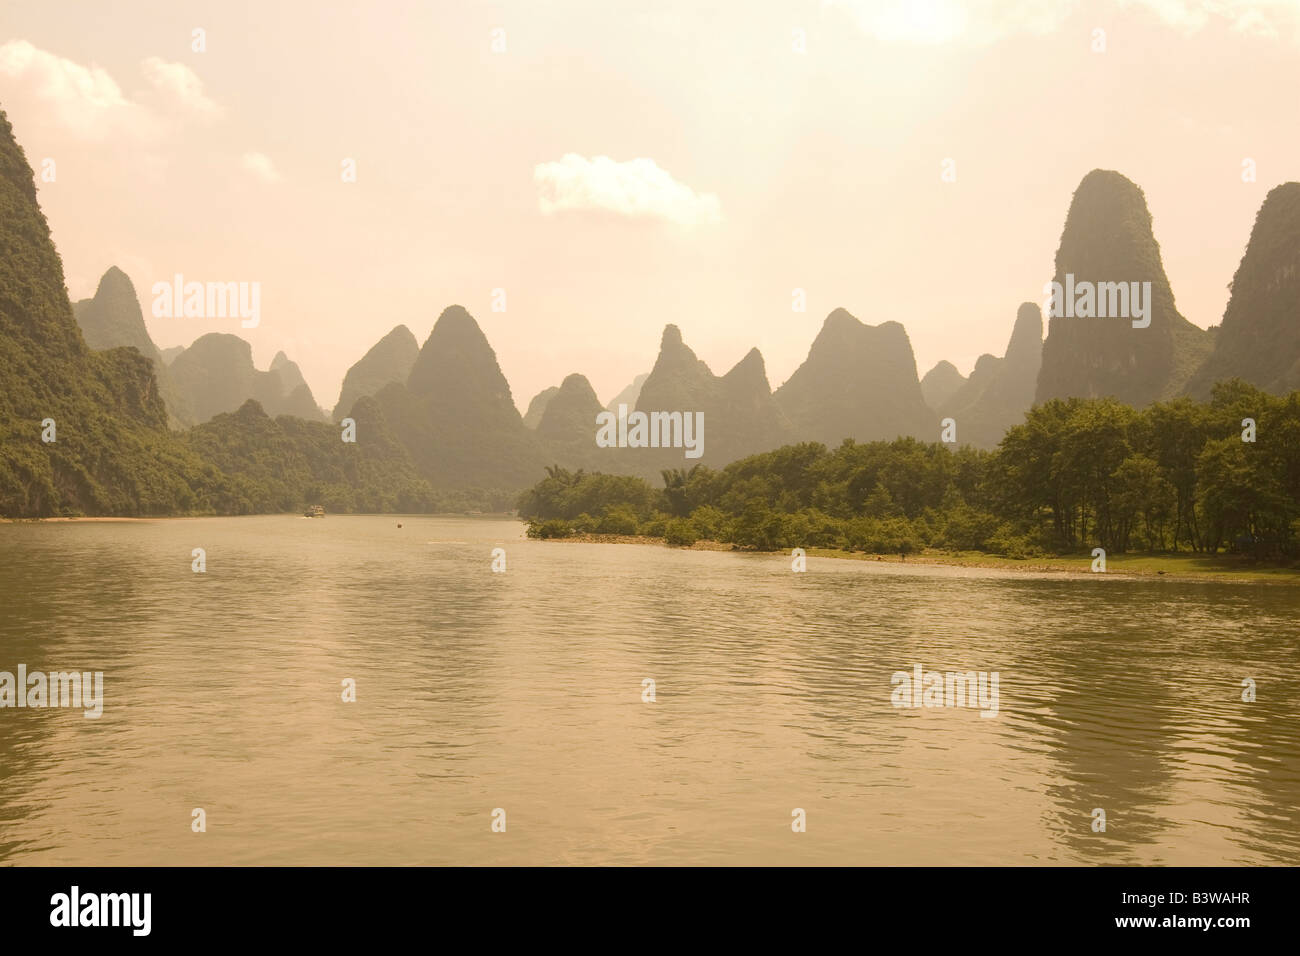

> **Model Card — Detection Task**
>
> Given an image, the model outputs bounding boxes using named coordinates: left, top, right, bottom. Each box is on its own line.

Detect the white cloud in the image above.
left=241, top=151, right=282, bottom=183
left=534, top=154, right=721, bottom=227
left=140, top=57, right=221, bottom=118
left=0, top=39, right=145, bottom=140
left=0, top=40, right=225, bottom=142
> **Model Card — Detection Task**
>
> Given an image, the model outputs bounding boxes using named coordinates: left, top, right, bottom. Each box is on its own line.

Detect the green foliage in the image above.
left=0, top=107, right=220, bottom=516
left=596, top=507, right=639, bottom=535
left=688, top=504, right=728, bottom=540
left=180, top=397, right=442, bottom=515
left=663, top=518, right=697, bottom=547
left=518, top=382, right=1300, bottom=560
left=526, top=518, right=574, bottom=539
left=940, top=502, right=1001, bottom=550
left=2, top=108, right=479, bottom=518
left=515, top=465, right=659, bottom=521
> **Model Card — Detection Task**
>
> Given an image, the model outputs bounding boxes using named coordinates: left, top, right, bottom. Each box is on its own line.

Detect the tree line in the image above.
left=517, top=380, right=1300, bottom=559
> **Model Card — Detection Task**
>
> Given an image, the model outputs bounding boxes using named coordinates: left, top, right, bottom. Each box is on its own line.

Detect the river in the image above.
left=1, top=515, right=1296, bottom=864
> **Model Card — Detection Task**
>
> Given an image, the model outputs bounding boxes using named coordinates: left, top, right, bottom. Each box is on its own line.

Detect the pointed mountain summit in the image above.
left=939, top=302, right=1043, bottom=448
left=334, top=324, right=419, bottom=420
left=717, top=347, right=792, bottom=448
left=523, top=385, right=560, bottom=429
left=73, top=267, right=159, bottom=360
left=1185, top=182, right=1300, bottom=398
left=374, top=305, right=546, bottom=488
left=536, top=373, right=604, bottom=443
left=406, top=305, right=520, bottom=426
left=635, top=325, right=716, bottom=408
left=269, top=350, right=325, bottom=419
left=271, top=350, right=309, bottom=395
left=774, top=308, right=935, bottom=445
left=921, top=361, right=967, bottom=411
left=526, top=373, right=623, bottom=471
left=722, top=346, right=771, bottom=395
left=1005, top=300, right=1045, bottom=366
left=632, top=325, right=790, bottom=467
left=1036, top=169, right=1211, bottom=406
left=72, top=266, right=194, bottom=426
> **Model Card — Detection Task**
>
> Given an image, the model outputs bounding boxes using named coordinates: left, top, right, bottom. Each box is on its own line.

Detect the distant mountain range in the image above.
left=74, top=267, right=328, bottom=425
left=170, top=334, right=326, bottom=423
left=0, top=108, right=436, bottom=517
left=3, top=103, right=1300, bottom=515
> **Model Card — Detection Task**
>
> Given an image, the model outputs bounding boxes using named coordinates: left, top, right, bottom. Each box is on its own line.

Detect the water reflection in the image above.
left=0, top=517, right=1296, bottom=864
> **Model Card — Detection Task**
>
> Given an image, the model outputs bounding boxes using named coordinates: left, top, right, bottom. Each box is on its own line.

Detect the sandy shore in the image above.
left=541, top=533, right=1300, bottom=585
left=2, top=516, right=147, bottom=523
left=4, top=512, right=519, bottom=523
left=10, top=518, right=1296, bottom=584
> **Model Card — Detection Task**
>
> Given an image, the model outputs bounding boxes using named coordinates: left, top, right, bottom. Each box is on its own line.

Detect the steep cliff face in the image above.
left=1036, top=170, right=1210, bottom=406
left=0, top=109, right=199, bottom=515
left=74, top=266, right=158, bottom=359
left=1185, top=182, right=1300, bottom=398
left=774, top=308, right=935, bottom=446
left=523, top=386, right=560, bottom=429
left=334, top=324, right=419, bottom=420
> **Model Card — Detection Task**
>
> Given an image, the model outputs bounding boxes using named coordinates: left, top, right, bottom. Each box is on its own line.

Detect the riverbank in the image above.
left=1, top=516, right=146, bottom=522
left=3, top=511, right=519, bottom=523
left=547, top=533, right=1300, bottom=584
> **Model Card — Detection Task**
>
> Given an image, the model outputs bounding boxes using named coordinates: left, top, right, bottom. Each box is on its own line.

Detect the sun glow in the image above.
left=839, top=0, right=972, bottom=44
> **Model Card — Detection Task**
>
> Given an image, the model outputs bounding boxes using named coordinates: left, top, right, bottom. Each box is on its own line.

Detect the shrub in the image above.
left=527, top=518, right=573, bottom=539
left=986, top=523, right=1043, bottom=559
left=664, top=518, right=697, bottom=547
left=596, top=506, right=639, bottom=535
left=638, top=513, right=670, bottom=538
left=688, top=504, right=727, bottom=540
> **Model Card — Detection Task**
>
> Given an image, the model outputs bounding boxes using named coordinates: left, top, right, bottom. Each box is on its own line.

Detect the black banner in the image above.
left=0, top=866, right=1287, bottom=942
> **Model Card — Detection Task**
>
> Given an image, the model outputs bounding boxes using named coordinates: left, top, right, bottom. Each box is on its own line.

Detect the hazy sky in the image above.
left=2, top=0, right=1298, bottom=413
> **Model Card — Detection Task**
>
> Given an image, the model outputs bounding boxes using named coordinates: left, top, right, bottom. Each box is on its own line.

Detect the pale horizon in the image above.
left=3, top=0, right=1298, bottom=412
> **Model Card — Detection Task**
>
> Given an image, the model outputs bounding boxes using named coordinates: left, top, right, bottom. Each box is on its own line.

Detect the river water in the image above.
left=1, top=515, right=1296, bottom=864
